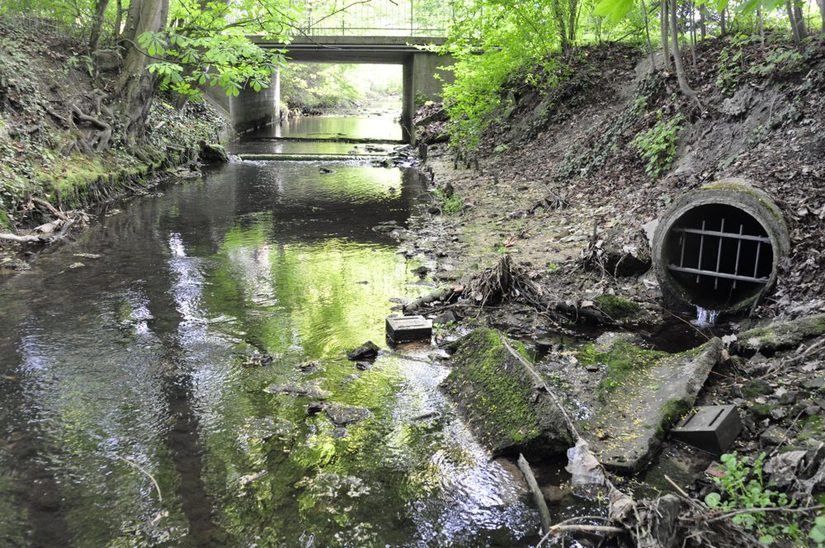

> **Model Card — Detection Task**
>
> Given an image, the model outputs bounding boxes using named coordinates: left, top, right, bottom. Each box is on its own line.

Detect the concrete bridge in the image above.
left=216, top=35, right=452, bottom=142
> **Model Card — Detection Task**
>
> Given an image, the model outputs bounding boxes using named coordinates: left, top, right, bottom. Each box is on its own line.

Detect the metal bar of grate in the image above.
left=667, top=265, right=770, bottom=284
left=696, top=220, right=706, bottom=283
left=732, top=224, right=744, bottom=289
left=714, top=218, right=725, bottom=290
left=672, top=227, right=771, bottom=243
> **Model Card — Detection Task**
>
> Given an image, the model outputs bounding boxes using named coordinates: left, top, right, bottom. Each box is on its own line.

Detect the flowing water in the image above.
left=0, top=117, right=544, bottom=546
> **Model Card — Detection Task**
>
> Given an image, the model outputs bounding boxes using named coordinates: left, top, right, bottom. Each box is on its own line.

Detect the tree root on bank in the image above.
left=469, top=254, right=545, bottom=307
left=0, top=197, right=87, bottom=246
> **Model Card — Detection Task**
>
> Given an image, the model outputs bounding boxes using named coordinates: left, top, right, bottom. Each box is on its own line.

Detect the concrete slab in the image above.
left=583, top=338, right=723, bottom=473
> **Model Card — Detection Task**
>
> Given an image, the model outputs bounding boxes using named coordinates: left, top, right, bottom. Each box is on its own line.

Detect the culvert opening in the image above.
left=663, top=203, right=774, bottom=309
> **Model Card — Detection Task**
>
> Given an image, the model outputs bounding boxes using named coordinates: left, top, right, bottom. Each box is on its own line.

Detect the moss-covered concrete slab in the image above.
left=736, top=314, right=825, bottom=354
left=441, top=328, right=573, bottom=458
left=581, top=338, right=722, bottom=473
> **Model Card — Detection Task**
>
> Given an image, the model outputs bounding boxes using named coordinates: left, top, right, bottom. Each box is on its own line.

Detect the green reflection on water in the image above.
left=197, top=217, right=436, bottom=544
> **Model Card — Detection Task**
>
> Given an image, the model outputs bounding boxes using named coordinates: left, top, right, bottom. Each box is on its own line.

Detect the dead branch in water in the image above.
left=517, top=454, right=553, bottom=534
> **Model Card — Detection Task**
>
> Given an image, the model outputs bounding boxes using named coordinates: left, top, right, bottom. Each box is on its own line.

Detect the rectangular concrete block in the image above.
left=672, top=404, right=742, bottom=453
left=386, top=315, right=432, bottom=344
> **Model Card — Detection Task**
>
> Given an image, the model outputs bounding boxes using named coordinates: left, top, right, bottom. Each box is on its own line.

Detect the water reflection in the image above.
left=0, top=159, right=539, bottom=545
left=253, top=114, right=403, bottom=142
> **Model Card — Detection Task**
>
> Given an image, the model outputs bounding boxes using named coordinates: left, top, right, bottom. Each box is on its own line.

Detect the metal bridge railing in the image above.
left=294, top=0, right=455, bottom=37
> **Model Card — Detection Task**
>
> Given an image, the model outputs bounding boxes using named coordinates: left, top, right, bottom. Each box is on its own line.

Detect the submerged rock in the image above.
left=346, top=341, right=380, bottom=361
left=322, top=403, right=372, bottom=426
left=264, top=382, right=331, bottom=400
left=441, top=328, right=574, bottom=458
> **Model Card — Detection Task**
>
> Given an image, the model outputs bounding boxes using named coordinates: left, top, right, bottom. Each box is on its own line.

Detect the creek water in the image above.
left=0, top=117, right=547, bottom=546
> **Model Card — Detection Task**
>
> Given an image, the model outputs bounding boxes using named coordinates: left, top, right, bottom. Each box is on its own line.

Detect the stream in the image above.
left=0, top=116, right=551, bottom=546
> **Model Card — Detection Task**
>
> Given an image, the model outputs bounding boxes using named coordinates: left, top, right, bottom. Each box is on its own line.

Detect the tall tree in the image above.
left=116, top=0, right=170, bottom=143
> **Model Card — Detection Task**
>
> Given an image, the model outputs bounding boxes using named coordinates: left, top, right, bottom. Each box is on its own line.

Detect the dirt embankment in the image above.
left=0, top=17, right=229, bottom=269
left=409, top=36, right=825, bottom=328
left=406, top=38, right=825, bottom=541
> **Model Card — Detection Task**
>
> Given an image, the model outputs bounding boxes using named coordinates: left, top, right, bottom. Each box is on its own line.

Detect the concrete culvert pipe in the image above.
left=652, top=179, right=790, bottom=314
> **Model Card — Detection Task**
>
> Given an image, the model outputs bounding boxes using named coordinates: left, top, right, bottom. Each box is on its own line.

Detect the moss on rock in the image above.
left=442, top=328, right=573, bottom=457
left=594, top=294, right=642, bottom=319
left=737, top=314, right=825, bottom=354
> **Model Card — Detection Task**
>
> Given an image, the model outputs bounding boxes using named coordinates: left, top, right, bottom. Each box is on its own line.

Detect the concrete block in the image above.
left=386, top=315, right=432, bottom=344
left=672, top=404, right=742, bottom=453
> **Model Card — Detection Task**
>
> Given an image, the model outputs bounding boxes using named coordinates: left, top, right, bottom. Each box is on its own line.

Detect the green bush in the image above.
left=630, top=111, right=683, bottom=179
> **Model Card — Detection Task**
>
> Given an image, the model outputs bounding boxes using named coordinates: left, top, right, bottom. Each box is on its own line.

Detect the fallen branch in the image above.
left=117, top=455, right=163, bottom=503
left=517, top=453, right=553, bottom=534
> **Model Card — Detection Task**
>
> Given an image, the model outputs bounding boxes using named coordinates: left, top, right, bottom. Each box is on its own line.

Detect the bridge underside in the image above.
left=228, top=36, right=453, bottom=142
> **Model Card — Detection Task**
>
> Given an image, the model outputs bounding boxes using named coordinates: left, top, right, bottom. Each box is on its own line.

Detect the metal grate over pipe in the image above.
left=663, top=204, right=774, bottom=308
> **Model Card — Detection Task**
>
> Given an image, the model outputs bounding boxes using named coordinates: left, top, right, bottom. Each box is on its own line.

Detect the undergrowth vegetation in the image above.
left=630, top=111, right=684, bottom=178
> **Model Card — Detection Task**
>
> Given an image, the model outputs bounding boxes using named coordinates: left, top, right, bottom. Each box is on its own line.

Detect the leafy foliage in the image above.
left=630, top=111, right=683, bottom=179
left=704, top=452, right=818, bottom=545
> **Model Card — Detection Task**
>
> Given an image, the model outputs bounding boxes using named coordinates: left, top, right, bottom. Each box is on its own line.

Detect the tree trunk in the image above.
left=819, top=0, right=825, bottom=33
left=115, top=0, right=169, bottom=144
left=88, top=0, right=111, bottom=52
left=689, top=0, right=697, bottom=68
left=568, top=0, right=580, bottom=44
left=793, top=1, right=806, bottom=40
left=786, top=0, right=802, bottom=44
left=661, top=0, right=672, bottom=71
left=699, top=6, right=706, bottom=40
left=115, top=0, right=123, bottom=38
left=670, top=0, right=701, bottom=107
left=641, top=0, right=656, bottom=71
left=720, top=7, right=727, bottom=36
left=552, top=0, right=570, bottom=51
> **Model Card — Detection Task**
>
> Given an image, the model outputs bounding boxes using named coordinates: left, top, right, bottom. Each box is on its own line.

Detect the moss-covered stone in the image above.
left=742, top=379, right=774, bottom=398
left=594, top=294, right=642, bottom=319
left=578, top=340, right=669, bottom=399
left=737, top=314, right=825, bottom=354
left=441, top=328, right=573, bottom=457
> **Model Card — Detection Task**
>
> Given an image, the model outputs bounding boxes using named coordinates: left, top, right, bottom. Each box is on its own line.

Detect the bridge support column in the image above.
left=273, top=66, right=281, bottom=122
left=228, top=71, right=280, bottom=133
left=401, top=59, right=415, bottom=143
left=402, top=53, right=454, bottom=144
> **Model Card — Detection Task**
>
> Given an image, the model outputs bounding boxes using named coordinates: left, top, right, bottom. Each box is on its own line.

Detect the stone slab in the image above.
left=386, top=315, right=432, bottom=344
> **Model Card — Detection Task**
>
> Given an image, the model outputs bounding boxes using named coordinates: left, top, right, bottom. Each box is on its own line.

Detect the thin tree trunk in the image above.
left=88, top=0, right=111, bottom=52
left=699, top=6, right=706, bottom=40
left=720, top=7, right=727, bottom=36
left=552, top=0, right=569, bottom=51
left=819, top=0, right=825, bottom=33
left=786, top=0, right=800, bottom=44
left=116, top=0, right=170, bottom=143
left=641, top=0, right=656, bottom=71
left=568, top=0, right=580, bottom=44
left=670, top=0, right=702, bottom=107
left=115, top=0, right=123, bottom=38
left=689, top=0, right=697, bottom=68
left=793, top=1, right=806, bottom=39
left=661, top=0, right=672, bottom=70
left=757, top=8, right=765, bottom=46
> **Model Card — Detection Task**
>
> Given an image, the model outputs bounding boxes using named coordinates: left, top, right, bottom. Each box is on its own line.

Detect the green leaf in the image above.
left=705, top=492, right=722, bottom=508
left=594, top=0, right=635, bottom=22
